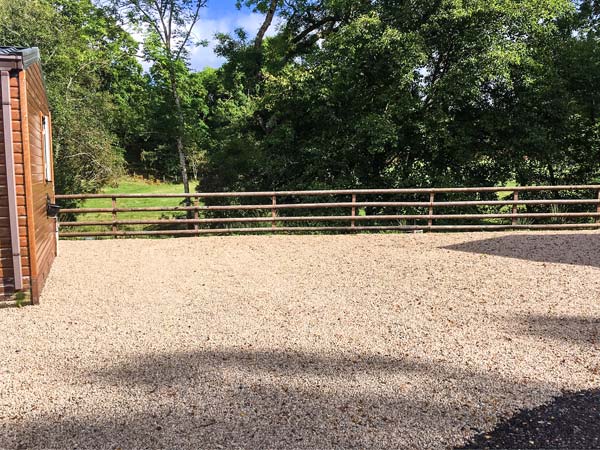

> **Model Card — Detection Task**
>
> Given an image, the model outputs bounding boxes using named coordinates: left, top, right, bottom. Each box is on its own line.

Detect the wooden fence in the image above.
left=56, top=184, right=600, bottom=238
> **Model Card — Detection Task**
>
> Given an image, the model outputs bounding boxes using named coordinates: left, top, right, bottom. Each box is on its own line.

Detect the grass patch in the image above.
left=80, top=178, right=193, bottom=221
left=68, top=177, right=198, bottom=234
left=495, top=180, right=518, bottom=199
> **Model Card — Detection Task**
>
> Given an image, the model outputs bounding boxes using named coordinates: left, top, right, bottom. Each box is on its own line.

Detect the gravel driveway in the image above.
left=1, top=232, right=599, bottom=449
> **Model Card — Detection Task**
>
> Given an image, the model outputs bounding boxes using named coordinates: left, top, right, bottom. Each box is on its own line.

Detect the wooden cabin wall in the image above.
left=0, top=72, right=32, bottom=301
left=24, top=63, right=56, bottom=302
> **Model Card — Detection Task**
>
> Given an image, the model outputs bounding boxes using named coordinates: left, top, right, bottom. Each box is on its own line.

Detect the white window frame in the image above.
left=41, top=115, right=52, bottom=182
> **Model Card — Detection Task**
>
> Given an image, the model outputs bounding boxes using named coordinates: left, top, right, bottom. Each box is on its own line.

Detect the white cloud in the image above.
left=125, top=9, right=281, bottom=72
left=188, top=17, right=233, bottom=70
left=188, top=12, right=282, bottom=71
left=236, top=13, right=266, bottom=33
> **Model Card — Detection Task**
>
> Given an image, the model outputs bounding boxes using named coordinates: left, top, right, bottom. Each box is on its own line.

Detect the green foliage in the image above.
left=0, top=0, right=141, bottom=193
left=130, top=37, right=209, bottom=181
left=202, top=0, right=600, bottom=194
left=3, top=0, right=600, bottom=199
left=114, top=0, right=208, bottom=196
left=14, top=292, right=27, bottom=308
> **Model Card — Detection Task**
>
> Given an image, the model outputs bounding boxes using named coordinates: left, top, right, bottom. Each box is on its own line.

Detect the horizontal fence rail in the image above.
left=55, top=185, right=600, bottom=238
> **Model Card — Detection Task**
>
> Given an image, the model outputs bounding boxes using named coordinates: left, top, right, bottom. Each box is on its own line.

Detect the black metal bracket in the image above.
left=47, top=194, right=60, bottom=218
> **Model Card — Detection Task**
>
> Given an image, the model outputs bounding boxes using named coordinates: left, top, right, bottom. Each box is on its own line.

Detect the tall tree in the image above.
left=247, top=0, right=280, bottom=49
left=115, top=0, right=207, bottom=196
left=205, top=0, right=600, bottom=193
left=0, top=0, right=143, bottom=194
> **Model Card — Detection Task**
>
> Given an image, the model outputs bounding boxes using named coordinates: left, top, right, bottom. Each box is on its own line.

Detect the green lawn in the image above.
left=70, top=178, right=197, bottom=233
left=495, top=180, right=518, bottom=199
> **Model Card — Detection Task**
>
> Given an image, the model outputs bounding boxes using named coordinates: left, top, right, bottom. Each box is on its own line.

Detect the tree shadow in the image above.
left=457, top=388, right=600, bottom=449
left=1, top=348, right=559, bottom=450
left=512, top=314, right=600, bottom=347
left=443, top=233, right=600, bottom=268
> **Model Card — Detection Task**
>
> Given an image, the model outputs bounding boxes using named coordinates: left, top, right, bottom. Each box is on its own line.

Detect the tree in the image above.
left=133, top=64, right=209, bottom=181
left=204, top=0, right=600, bottom=194
left=242, top=0, right=280, bottom=49
left=114, top=0, right=207, bottom=197
left=0, top=0, right=143, bottom=194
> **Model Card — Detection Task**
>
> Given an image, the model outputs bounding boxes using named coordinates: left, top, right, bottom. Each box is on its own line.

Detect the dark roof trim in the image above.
left=0, top=47, right=41, bottom=70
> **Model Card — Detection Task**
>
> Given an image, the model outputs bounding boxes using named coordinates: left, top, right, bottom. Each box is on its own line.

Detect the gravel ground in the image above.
left=460, top=388, right=600, bottom=449
left=0, top=231, right=599, bottom=449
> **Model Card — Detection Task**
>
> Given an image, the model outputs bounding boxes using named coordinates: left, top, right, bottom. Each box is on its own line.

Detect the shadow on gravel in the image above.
left=1, top=349, right=557, bottom=450
left=443, top=233, right=600, bottom=268
left=515, top=314, right=600, bottom=347
left=457, top=389, right=600, bottom=449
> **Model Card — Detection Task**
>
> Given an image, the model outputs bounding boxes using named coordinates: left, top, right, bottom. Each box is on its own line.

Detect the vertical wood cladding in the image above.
left=24, top=64, right=56, bottom=302
left=0, top=60, right=56, bottom=304
left=0, top=73, right=31, bottom=299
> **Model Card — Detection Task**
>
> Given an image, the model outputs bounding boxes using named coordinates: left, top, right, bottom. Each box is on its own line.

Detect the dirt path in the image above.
left=1, top=232, right=599, bottom=449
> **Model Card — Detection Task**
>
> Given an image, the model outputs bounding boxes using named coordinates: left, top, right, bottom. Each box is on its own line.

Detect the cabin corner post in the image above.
left=47, top=113, right=57, bottom=257
left=19, top=70, right=39, bottom=303
left=1, top=70, right=23, bottom=292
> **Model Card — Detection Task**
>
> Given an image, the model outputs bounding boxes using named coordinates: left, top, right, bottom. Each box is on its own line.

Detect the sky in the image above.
left=187, top=1, right=278, bottom=71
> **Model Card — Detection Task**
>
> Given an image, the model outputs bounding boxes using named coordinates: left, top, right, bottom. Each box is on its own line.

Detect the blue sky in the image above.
left=187, top=1, right=279, bottom=70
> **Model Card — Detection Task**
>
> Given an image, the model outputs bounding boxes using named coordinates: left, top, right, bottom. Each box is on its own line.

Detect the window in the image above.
left=41, top=115, right=51, bottom=182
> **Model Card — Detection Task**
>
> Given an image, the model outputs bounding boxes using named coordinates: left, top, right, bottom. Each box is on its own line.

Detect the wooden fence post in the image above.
left=271, top=195, right=277, bottom=228
left=428, top=192, right=435, bottom=228
left=111, top=196, right=117, bottom=234
left=596, top=189, right=600, bottom=224
left=512, top=191, right=519, bottom=226
left=351, top=194, right=356, bottom=228
left=193, top=196, right=199, bottom=235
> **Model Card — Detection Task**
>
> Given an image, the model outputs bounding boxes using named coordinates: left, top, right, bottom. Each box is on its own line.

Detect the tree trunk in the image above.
left=169, top=73, right=190, bottom=200
left=254, top=0, right=278, bottom=49
left=167, top=69, right=194, bottom=227
left=177, top=134, right=189, bottom=194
